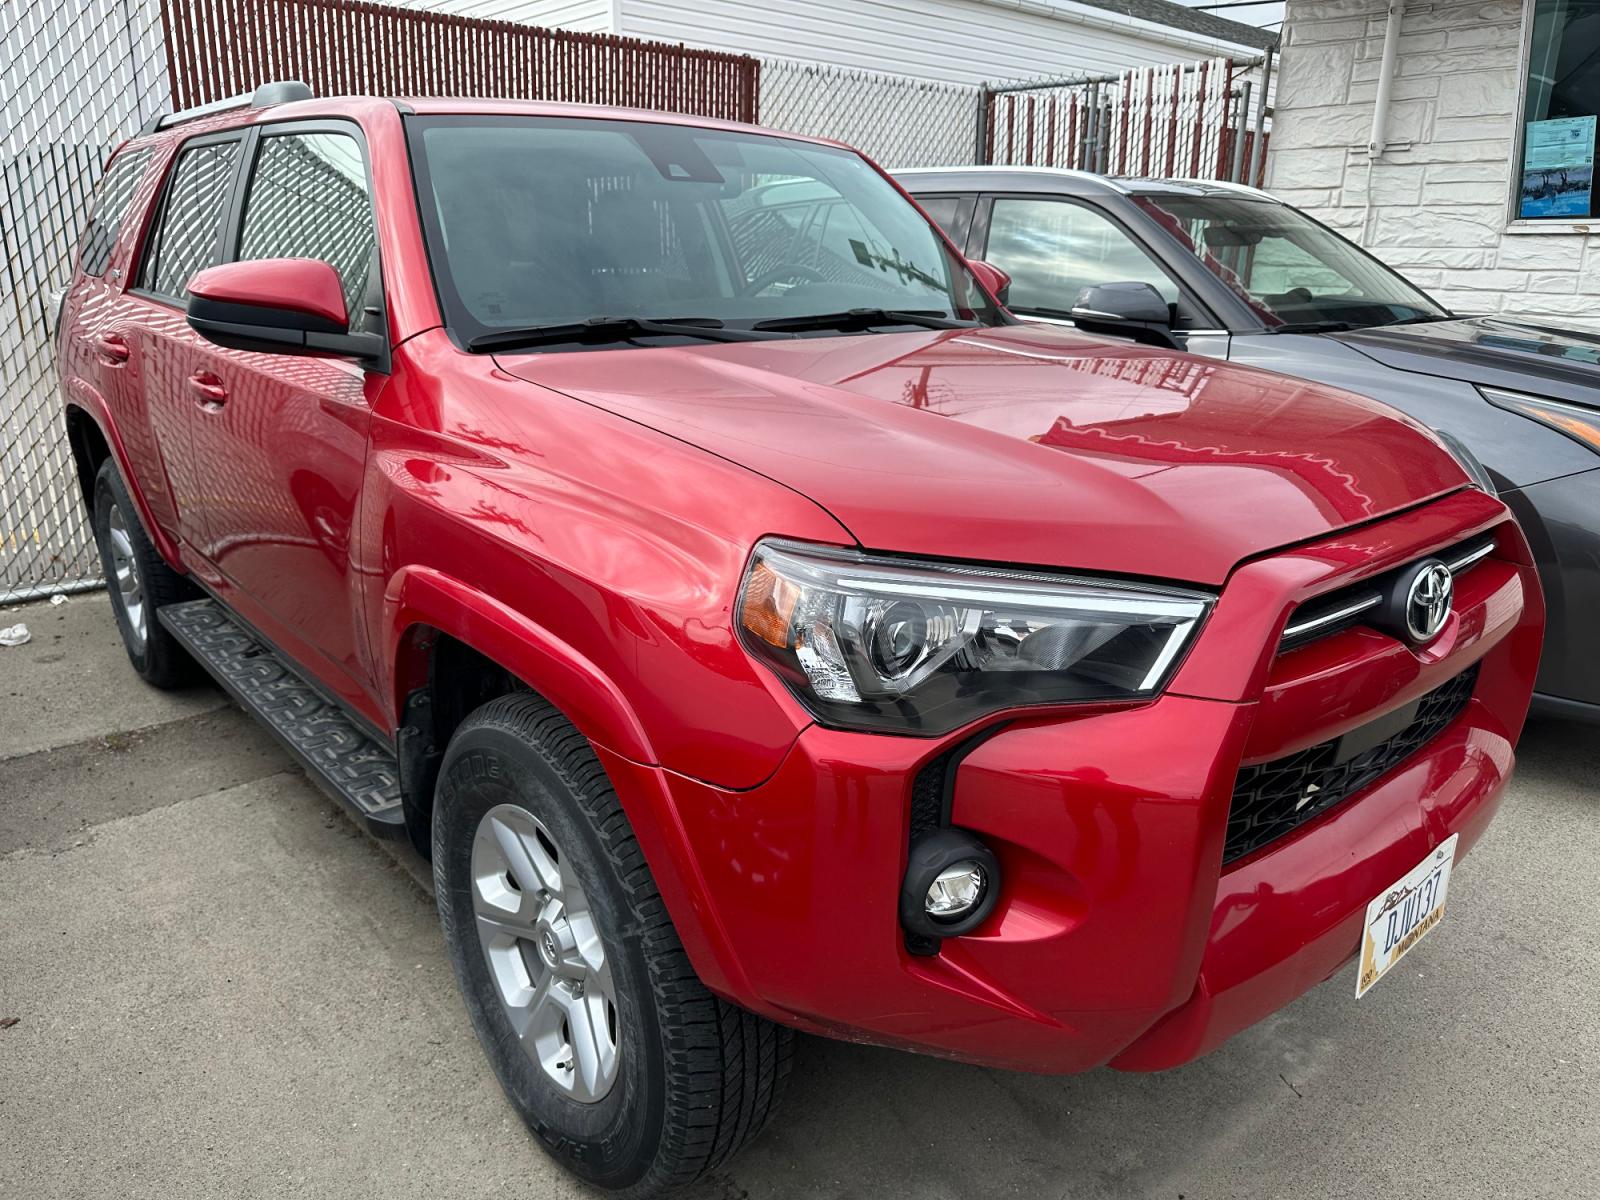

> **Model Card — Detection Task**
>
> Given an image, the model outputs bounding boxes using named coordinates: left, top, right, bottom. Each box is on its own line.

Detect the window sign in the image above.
left=1519, top=116, right=1595, bottom=217
left=1516, top=0, right=1600, bottom=221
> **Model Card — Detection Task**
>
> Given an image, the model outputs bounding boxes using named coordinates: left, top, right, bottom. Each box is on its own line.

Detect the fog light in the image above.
left=926, top=860, right=986, bottom=919
left=900, top=828, right=1001, bottom=944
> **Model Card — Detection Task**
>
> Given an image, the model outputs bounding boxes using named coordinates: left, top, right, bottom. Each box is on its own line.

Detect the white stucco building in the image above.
left=1267, top=0, right=1600, bottom=326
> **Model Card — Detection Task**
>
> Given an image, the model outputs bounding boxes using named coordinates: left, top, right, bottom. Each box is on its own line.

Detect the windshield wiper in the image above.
left=468, top=316, right=784, bottom=352
left=1269, top=319, right=1366, bottom=334
left=751, top=308, right=977, bottom=334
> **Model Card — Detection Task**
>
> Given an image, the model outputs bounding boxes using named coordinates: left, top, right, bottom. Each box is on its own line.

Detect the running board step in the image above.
left=159, top=599, right=406, bottom=838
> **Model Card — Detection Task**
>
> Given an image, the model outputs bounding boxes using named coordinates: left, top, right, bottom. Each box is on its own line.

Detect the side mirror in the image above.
left=1070, top=281, right=1179, bottom=349
left=186, top=258, right=386, bottom=368
left=968, top=260, right=1012, bottom=307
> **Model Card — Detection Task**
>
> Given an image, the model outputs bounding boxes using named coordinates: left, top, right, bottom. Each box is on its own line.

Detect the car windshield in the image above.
left=1132, top=194, right=1449, bottom=331
left=406, top=115, right=1000, bottom=347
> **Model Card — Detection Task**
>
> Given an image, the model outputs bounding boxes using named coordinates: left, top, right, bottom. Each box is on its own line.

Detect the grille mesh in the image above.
left=909, top=753, right=951, bottom=845
left=1225, top=667, right=1479, bottom=864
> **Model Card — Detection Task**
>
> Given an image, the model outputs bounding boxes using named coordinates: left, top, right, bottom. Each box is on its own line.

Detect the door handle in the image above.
left=96, top=333, right=131, bottom=365
left=187, top=370, right=229, bottom=409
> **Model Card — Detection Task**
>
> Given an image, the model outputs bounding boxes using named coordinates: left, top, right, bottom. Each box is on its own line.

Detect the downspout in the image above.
left=1368, top=0, right=1407, bottom=157
left=1363, top=0, right=1406, bottom=242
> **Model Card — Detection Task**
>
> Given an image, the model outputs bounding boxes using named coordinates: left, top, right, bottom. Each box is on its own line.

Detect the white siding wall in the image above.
left=1268, top=0, right=1600, bottom=328
left=616, top=0, right=1262, bottom=86
left=412, top=0, right=614, bottom=32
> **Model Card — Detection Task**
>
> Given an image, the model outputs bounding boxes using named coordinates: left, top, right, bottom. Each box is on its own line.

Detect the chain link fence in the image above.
left=2, top=0, right=168, bottom=601
left=1, top=0, right=1254, bottom=601
left=761, top=59, right=983, bottom=169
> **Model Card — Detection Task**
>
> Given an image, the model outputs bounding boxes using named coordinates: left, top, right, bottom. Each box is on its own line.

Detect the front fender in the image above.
left=384, top=564, right=654, bottom=764
left=384, top=565, right=759, bottom=1002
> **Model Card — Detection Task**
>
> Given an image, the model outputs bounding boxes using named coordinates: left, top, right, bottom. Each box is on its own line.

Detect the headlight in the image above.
left=1432, top=428, right=1497, bottom=494
left=737, top=539, right=1212, bottom=734
left=1481, top=386, right=1600, bottom=455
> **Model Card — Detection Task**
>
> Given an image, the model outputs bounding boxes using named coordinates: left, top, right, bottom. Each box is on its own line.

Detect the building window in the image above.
left=1516, top=0, right=1600, bottom=220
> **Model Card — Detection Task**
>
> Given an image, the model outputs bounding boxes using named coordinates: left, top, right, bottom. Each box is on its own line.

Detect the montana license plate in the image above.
left=1356, top=834, right=1458, bottom=999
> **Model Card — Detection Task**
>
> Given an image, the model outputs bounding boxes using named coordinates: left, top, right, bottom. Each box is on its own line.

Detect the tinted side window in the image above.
left=911, top=194, right=973, bottom=247
left=237, top=132, right=376, bottom=326
left=79, top=148, right=153, bottom=277
left=140, top=140, right=240, bottom=300
left=983, top=197, right=1179, bottom=316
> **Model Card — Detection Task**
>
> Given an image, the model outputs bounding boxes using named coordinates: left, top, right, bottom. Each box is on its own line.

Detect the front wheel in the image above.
left=433, top=693, right=793, bottom=1197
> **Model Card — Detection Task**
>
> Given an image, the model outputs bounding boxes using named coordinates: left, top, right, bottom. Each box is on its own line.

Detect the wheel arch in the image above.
left=385, top=565, right=657, bottom=765
left=386, top=566, right=755, bottom=1002
left=63, top=392, right=184, bottom=569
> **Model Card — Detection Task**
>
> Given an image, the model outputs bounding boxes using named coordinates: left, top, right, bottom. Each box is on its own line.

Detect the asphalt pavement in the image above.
left=2, top=593, right=1595, bottom=1199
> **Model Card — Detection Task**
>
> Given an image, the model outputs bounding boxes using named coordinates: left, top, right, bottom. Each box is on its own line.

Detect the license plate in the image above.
left=1356, top=834, right=1458, bottom=998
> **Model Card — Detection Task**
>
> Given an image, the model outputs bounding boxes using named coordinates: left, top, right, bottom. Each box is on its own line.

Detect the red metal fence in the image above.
left=159, top=0, right=761, bottom=122
left=983, top=55, right=1272, bottom=184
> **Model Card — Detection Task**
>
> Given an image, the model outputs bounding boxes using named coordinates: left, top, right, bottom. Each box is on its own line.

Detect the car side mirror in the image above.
left=186, top=258, right=386, bottom=368
left=968, top=260, right=1012, bottom=307
left=1070, top=281, right=1179, bottom=349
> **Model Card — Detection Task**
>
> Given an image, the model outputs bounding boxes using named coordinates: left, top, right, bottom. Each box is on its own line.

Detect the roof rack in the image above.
left=140, top=80, right=313, bottom=136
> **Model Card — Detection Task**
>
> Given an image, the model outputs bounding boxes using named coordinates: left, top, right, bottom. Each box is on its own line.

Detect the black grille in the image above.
left=1224, top=667, right=1479, bottom=864
left=909, top=754, right=949, bottom=844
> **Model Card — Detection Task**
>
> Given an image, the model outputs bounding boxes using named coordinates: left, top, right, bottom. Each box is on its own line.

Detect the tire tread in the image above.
left=447, top=693, right=793, bottom=1195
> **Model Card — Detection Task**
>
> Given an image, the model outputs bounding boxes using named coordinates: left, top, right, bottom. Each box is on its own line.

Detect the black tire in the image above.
left=91, top=458, right=197, bottom=688
left=434, top=693, right=793, bottom=1197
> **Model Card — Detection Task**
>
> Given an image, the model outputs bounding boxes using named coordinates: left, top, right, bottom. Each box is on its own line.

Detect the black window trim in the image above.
left=130, top=128, right=252, bottom=309
left=971, top=190, right=1221, bottom=333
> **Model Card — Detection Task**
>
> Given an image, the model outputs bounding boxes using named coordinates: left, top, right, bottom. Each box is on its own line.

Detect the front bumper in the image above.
left=613, top=490, right=1542, bottom=1073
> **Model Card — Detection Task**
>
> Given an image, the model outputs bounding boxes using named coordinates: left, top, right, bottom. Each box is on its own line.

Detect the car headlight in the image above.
left=1481, top=386, right=1600, bottom=455
left=737, top=539, right=1212, bottom=734
left=1432, top=428, right=1497, bottom=494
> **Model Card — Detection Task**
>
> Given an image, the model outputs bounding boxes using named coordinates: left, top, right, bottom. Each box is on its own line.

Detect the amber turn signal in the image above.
left=739, top=559, right=798, bottom=648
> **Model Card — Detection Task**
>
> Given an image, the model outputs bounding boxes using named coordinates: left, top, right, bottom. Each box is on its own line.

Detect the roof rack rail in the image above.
left=140, top=80, right=313, bottom=136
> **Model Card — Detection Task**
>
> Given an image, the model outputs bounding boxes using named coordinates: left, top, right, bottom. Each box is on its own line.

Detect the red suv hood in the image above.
left=498, top=324, right=1466, bottom=585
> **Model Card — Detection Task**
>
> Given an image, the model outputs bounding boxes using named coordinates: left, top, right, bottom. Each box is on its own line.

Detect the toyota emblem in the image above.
left=1404, top=561, right=1454, bottom=644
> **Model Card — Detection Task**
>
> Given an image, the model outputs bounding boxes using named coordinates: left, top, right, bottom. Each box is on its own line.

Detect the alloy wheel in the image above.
left=471, top=803, right=621, bottom=1103
left=106, top=503, right=147, bottom=653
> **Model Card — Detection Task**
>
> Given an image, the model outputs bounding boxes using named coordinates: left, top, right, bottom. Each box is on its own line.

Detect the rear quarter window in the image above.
left=78, top=148, right=153, bottom=277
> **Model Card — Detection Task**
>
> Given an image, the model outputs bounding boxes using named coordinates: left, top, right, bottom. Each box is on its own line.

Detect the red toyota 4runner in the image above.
left=57, top=83, right=1543, bottom=1196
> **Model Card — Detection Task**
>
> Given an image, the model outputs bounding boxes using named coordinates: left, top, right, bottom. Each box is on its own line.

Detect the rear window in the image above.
left=78, top=148, right=153, bottom=277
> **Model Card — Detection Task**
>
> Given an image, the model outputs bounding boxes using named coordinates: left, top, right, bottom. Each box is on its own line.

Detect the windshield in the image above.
left=1133, top=194, right=1449, bottom=330
left=406, top=115, right=1000, bottom=347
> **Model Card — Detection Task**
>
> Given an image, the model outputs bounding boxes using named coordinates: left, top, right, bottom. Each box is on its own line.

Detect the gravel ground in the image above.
left=2, top=593, right=1596, bottom=1199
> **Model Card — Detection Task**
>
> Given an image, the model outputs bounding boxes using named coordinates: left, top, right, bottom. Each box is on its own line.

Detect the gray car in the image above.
left=892, top=166, right=1600, bottom=722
